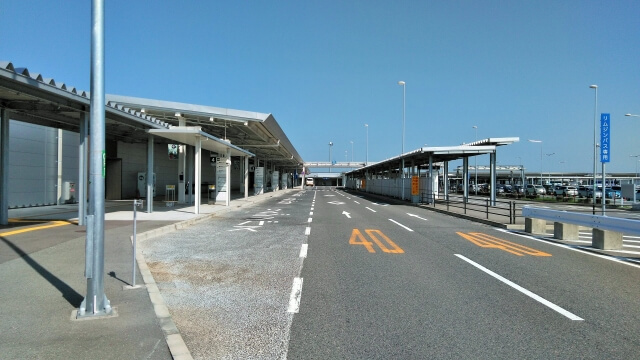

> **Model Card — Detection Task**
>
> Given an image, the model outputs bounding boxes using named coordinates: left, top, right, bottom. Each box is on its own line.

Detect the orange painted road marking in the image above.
left=0, top=221, right=72, bottom=237
left=349, top=229, right=404, bottom=254
left=457, top=232, right=551, bottom=257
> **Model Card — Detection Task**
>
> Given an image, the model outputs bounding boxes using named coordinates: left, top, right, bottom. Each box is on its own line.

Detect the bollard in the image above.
left=131, top=199, right=144, bottom=287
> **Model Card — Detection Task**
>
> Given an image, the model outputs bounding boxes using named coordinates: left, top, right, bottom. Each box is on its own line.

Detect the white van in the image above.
left=305, top=178, right=314, bottom=186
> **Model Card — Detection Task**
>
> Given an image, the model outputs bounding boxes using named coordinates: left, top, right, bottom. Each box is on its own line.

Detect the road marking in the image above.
left=349, top=229, right=404, bottom=254
left=0, top=220, right=72, bottom=237
left=354, top=201, right=360, bottom=204
left=309, top=212, right=313, bottom=216
left=328, top=201, right=345, bottom=205
left=407, top=213, right=428, bottom=221
left=342, top=211, right=351, bottom=219
left=299, top=244, right=308, bottom=258
left=308, top=218, right=312, bottom=223
left=259, top=221, right=265, bottom=226
left=287, top=277, right=304, bottom=313
left=389, top=219, right=414, bottom=232
left=305, top=227, right=311, bottom=236
left=457, top=232, right=551, bottom=257
left=455, top=254, right=583, bottom=321
left=365, top=207, right=376, bottom=212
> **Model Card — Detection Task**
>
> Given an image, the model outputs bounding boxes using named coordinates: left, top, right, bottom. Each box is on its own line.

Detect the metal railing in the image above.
left=422, top=193, right=518, bottom=224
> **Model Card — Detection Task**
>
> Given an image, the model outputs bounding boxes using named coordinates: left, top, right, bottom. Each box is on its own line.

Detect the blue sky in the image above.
left=2, top=1, right=639, bottom=174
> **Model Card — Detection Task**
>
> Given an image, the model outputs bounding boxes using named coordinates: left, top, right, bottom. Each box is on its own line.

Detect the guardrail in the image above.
left=521, top=206, right=640, bottom=236
left=423, top=193, right=517, bottom=224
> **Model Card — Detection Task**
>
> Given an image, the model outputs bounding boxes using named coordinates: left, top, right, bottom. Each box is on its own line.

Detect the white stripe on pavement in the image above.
left=287, top=277, right=304, bottom=313
left=455, top=254, right=583, bottom=321
left=389, top=219, right=414, bottom=232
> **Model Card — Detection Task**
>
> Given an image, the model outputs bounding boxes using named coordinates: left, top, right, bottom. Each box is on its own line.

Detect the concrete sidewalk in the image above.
left=0, top=189, right=293, bottom=360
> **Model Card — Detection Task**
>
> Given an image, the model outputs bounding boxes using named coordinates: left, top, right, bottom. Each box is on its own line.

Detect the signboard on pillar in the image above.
left=254, top=167, right=264, bottom=195
left=600, top=113, right=610, bottom=163
left=411, top=176, right=420, bottom=196
left=216, top=154, right=228, bottom=202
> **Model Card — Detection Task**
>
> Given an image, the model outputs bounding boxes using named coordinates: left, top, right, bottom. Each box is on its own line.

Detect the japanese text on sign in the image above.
left=600, top=113, right=610, bottom=163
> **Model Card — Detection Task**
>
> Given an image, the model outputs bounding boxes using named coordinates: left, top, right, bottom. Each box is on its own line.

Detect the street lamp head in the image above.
left=589, top=85, right=598, bottom=89
left=364, top=123, right=368, bottom=127
left=398, top=81, right=405, bottom=86
left=329, top=142, right=333, bottom=146
left=472, top=125, right=478, bottom=129
left=528, top=139, right=542, bottom=143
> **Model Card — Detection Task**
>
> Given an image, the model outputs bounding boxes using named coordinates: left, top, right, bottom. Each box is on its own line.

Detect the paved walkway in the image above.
left=0, top=190, right=289, bottom=360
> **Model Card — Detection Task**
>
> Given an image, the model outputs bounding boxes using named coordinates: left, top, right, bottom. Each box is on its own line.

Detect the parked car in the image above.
left=525, top=184, right=546, bottom=196
left=555, top=186, right=578, bottom=197
left=587, top=188, right=603, bottom=199
left=513, top=185, right=525, bottom=194
left=604, top=188, right=621, bottom=199
left=577, top=185, right=590, bottom=197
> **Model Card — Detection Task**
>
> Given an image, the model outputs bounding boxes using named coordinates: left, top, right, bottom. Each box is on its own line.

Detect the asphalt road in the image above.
left=286, top=189, right=640, bottom=359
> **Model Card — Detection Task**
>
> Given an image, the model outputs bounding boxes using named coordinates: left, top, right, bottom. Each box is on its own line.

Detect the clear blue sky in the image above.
left=2, top=1, right=639, bottom=174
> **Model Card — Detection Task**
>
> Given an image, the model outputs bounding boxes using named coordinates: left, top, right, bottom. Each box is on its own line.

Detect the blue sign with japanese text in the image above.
left=600, top=113, right=610, bottom=163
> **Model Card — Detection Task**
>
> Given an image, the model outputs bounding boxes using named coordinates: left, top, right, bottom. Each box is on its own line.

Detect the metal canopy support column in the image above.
left=244, top=156, right=249, bottom=198
left=56, top=129, right=63, bottom=205
left=79, top=0, right=111, bottom=318
left=0, top=108, right=9, bottom=225
left=463, top=157, right=469, bottom=201
left=187, top=145, right=193, bottom=205
left=444, top=161, right=449, bottom=201
left=78, top=112, right=88, bottom=226
left=146, top=134, right=154, bottom=213
left=225, top=148, right=231, bottom=206
left=428, top=155, right=433, bottom=204
left=177, top=116, right=186, bottom=203
left=194, top=135, right=201, bottom=214
left=490, top=151, right=497, bottom=206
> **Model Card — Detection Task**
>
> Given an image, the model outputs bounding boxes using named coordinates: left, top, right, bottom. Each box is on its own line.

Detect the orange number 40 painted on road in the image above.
left=349, top=229, right=404, bottom=254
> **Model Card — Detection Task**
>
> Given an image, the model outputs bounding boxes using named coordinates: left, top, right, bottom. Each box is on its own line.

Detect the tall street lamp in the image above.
left=590, top=85, right=598, bottom=213
left=473, top=125, right=478, bottom=195
left=631, top=154, right=640, bottom=185
left=364, top=124, right=369, bottom=166
left=328, top=141, right=333, bottom=173
left=398, top=80, right=406, bottom=200
left=545, top=152, right=555, bottom=183
left=528, top=139, right=543, bottom=185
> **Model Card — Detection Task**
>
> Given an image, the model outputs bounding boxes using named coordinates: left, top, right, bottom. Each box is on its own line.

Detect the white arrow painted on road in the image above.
left=342, top=211, right=351, bottom=219
left=407, top=213, right=428, bottom=221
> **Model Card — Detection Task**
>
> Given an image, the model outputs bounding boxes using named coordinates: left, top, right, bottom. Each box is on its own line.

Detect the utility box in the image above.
left=137, top=172, right=156, bottom=198
left=62, top=181, right=76, bottom=203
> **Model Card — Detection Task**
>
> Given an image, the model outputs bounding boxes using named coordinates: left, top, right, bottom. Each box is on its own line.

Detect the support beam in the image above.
left=78, top=112, right=88, bottom=226
left=146, top=134, right=154, bottom=213
left=194, top=136, right=201, bottom=214
left=0, top=108, right=9, bottom=225
left=56, top=129, right=63, bottom=205
left=225, top=148, right=231, bottom=206
left=490, top=151, right=496, bottom=206
left=463, top=157, right=469, bottom=201
left=244, top=156, right=249, bottom=199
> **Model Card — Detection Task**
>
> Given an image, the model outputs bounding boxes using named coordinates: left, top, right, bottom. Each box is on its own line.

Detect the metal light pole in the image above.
left=631, top=155, right=640, bottom=185
left=364, top=124, right=369, bottom=166
left=328, top=141, right=333, bottom=173
left=529, top=139, right=543, bottom=185
left=545, top=153, right=555, bottom=183
left=350, top=140, right=354, bottom=170
left=473, top=125, right=478, bottom=195
left=398, top=81, right=406, bottom=200
left=79, top=0, right=112, bottom=318
left=590, top=85, right=598, bottom=214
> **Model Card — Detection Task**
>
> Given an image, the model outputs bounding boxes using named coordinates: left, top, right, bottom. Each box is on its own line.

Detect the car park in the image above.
left=555, top=186, right=578, bottom=197
left=525, top=184, right=546, bottom=196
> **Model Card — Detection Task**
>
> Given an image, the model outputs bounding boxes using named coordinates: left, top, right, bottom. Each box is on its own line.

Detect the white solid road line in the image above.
left=365, top=207, right=376, bottom=212
left=389, top=219, right=414, bottom=232
left=455, top=254, right=583, bottom=321
left=287, top=277, right=304, bottom=313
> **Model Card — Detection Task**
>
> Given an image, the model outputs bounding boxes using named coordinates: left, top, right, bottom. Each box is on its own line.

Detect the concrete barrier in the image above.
left=522, top=206, right=640, bottom=250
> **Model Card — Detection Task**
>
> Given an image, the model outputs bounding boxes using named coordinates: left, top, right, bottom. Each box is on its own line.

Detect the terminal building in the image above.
left=1, top=61, right=637, bottom=226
